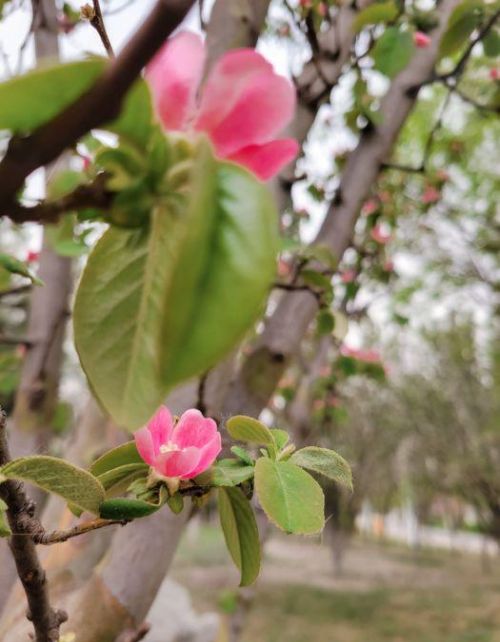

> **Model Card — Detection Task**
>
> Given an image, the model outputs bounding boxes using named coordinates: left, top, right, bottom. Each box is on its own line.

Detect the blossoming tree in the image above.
left=0, top=0, right=497, bottom=640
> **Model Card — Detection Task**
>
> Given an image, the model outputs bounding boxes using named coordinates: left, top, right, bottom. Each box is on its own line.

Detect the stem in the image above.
left=31, top=518, right=127, bottom=545
left=0, top=409, right=67, bottom=642
left=90, top=0, right=115, bottom=57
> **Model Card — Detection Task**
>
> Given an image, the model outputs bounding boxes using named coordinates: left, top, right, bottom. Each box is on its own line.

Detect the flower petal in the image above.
left=227, top=139, right=299, bottom=181
left=147, top=405, right=174, bottom=454
left=134, top=426, right=155, bottom=466
left=147, top=31, right=205, bottom=131
left=188, top=432, right=222, bottom=478
left=195, top=50, right=296, bottom=156
left=171, top=409, right=218, bottom=449
left=155, top=447, right=201, bottom=479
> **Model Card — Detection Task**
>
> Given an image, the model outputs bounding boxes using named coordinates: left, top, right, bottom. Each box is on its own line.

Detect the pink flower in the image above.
left=341, top=345, right=382, bottom=364
left=414, top=32, right=431, bottom=48
left=489, top=68, right=499, bottom=81
left=147, top=31, right=299, bottom=181
left=26, top=251, right=40, bottom=263
left=134, top=406, right=221, bottom=480
left=362, top=199, right=378, bottom=216
left=341, top=269, right=357, bottom=283
left=370, top=225, right=392, bottom=244
left=383, top=259, right=394, bottom=272
left=317, top=2, right=328, bottom=17
left=422, top=185, right=441, bottom=204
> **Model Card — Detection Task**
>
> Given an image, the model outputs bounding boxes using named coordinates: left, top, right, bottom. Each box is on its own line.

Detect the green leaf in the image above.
left=290, top=447, right=353, bottom=491
left=166, top=493, right=184, bottom=514
left=90, top=441, right=144, bottom=477
left=353, top=1, right=399, bottom=32
left=254, top=458, right=325, bottom=535
left=438, top=0, right=483, bottom=59
left=74, top=139, right=277, bottom=429
left=0, top=253, right=42, bottom=285
left=270, top=429, right=289, bottom=451
left=107, top=79, right=153, bottom=149
left=211, top=459, right=255, bottom=486
left=226, top=416, right=274, bottom=446
left=0, top=60, right=104, bottom=133
left=97, top=463, right=148, bottom=492
left=372, top=27, right=415, bottom=78
left=218, top=487, right=261, bottom=586
left=316, top=309, right=335, bottom=336
left=99, top=497, right=160, bottom=520
left=0, top=498, right=11, bottom=538
left=1, top=456, right=105, bottom=515
left=230, top=446, right=255, bottom=466
left=484, top=29, right=500, bottom=57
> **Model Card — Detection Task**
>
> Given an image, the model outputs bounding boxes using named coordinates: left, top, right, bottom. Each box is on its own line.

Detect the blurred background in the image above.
left=0, top=0, right=499, bottom=641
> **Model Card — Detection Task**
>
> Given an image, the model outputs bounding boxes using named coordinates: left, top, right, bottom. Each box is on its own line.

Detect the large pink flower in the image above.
left=147, top=31, right=299, bottom=181
left=134, top=405, right=221, bottom=480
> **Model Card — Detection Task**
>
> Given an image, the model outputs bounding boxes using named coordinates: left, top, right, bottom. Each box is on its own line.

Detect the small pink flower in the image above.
left=341, top=269, right=357, bottom=284
left=147, top=31, right=299, bottom=181
left=26, top=251, right=40, bottom=263
left=317, top=2, right=328, bottom=17
left=134, top=406, right=221, bottom=480
left=341, top=345, right=382, bottom=364
left=422, top=185, right=441, bottom=204
left=414, top=32, right=431, bottom=48
left=370, top=225, right=392, bottom=244
left=489, top=68, right=499, bottom=81
left=278, top=258, right=291, bottom=277
left=362, top=199, right=378, bottom=216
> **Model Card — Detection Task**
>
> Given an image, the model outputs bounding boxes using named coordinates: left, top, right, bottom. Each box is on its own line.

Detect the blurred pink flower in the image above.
left=341, top=345, right=382, bottom=364
left=362, top=199, right=378, bottom=216
left=341, top=269, right=357, bottom=283
left=489, top=68, right=499, bottom=81
left=278, top=258, right=292, bottom=277
left=26, top=251, right=40, bottom=263
left=134, top=406, right=221, bottom=480
left=422, top=185, right=441, bottom=204
left=413, top=32, right=431, bottom=48
left=317, top=2, right=328, bottom=17
left=370, top=225, right=392, bottom=244
left=383, top=259, right=394, bottom=272
left=147, top=31, right=299, bottom=181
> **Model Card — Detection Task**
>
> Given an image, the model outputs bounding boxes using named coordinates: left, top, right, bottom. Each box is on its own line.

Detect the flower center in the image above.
left=159, top=441, right=180, bottom=454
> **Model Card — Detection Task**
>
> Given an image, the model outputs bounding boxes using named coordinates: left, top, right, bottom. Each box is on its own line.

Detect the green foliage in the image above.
left=0, top=253, right=42, bottom=285
left=90, top=441, right=143, bottom=477
left=0, top=456, right=105, bottom=515
left=97, top=463, right=148, bottom=492
left=230, top=446, right=255, bottom=466
left=99, top=497, right=160, bottom=520
left=226, top=415, right=275, bottom=446
left=438, top=0, right=483, bottom=59
left=353, top=1, right=399, bottom=32
left=74, top=140, right=277, bottom=429
left=290, top=446, right=353, bottom=490
left=210, top=459, right=255, bottom=486
left=254, top=458, right=325, bottom=534
left=218, top=486, right=261, bottom=586
left=372, top=28, right=415, bottom=78
left=270, top=429, right=290, bottom=451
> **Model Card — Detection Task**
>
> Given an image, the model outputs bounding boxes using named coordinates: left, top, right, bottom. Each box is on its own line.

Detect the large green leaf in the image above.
left=0, top=456, right=105, bottom=515
left=226, top=416, right=274, bottom=447
left=218, top=487, right=261, bottom=586
left=290, top=447, right=353, bottom=490
left=254, top=458, right=325, bottom=535
left=0, top=58, right=153, bottom=148
left=90, top=441, right=144, bottom=477
left=74, top=139, right=277, bottom=429
left=372, top=27, right=415, bottom=78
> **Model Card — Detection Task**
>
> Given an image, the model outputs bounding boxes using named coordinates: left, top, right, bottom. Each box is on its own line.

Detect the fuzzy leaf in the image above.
left=290, top=447, right=353, bottom=490
left=90, top=441, right=144, bottom=477
left=226, top=416, right=274, bottom=447
left=218, top=487, right=261, bottom=586
left=254, top=458, right=324, bottom=535
left=1, top=456, right=105, bottom=515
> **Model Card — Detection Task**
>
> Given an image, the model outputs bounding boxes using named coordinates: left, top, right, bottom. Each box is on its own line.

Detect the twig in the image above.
left=30, top=517, right=127, bottom=545
left=8, top=173, right=113, bottom=224
left=85, top=0, right=115, bottom=57
left=196, top=371, right=209, bottom=414
left=0, top=0, right=196, bottom=219
left=0, top=408, right=67, bottom=642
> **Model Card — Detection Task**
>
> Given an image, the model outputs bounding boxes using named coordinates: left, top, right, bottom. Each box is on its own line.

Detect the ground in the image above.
left=172, top=522, right=500, bottom=642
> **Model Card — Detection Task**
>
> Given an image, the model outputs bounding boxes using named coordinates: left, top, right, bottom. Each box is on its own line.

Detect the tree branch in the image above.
left=0, top=0, right=195, bottom=219
left=88, top=0, right=115, bottom=58
left=30, top=517, right=127, bottom=545
left=0, top=409, right=67, bottom=642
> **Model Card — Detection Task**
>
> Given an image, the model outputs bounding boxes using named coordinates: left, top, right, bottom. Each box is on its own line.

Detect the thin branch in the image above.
left=30, top=517, right=127, bottom=545
left=0, top=408, right=67, bottom=642
left=0, top=0, right=196, bottom=219
left=84, top=1, right=115, bottom=57
left=8, top=173, right=113, bottom=224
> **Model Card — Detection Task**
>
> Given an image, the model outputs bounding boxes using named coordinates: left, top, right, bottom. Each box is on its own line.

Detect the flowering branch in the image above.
left=0, top=0, right=196, bottom=219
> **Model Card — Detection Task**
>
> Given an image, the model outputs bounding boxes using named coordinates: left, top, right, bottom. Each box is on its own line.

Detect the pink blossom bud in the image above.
left=362, top=199, right=378, bottom=216
left=422, top=185, right=441, bottom=204
left=341, top=269, right=357, bottom=283
left=413, top=32, right=431, bottom=48
left=489, top=68, right=499, bottom=81
left=134, top=406, right=221, bottom=480
left=26, top=251, right=40, bottom=263
left=370, top=225, right=392, bottom=245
